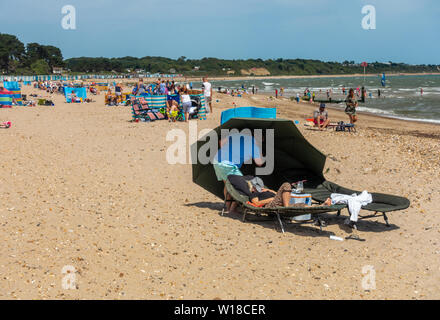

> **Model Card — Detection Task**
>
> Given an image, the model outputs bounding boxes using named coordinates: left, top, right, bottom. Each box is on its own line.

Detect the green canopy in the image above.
left=191, top=118, right=327, bottom=199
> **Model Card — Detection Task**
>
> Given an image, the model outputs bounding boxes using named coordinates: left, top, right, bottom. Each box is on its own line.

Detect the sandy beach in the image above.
left=0, top=85, right=439, bottom=300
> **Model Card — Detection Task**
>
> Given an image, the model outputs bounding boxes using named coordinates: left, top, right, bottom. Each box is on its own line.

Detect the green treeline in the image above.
left=0, top=34, right=64, bottom=75
left=64, top=56, right=439, bottom=76
left=1, top=33, right=438, bottom=76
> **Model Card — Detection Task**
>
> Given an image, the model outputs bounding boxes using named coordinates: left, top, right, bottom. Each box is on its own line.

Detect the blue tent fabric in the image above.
left=221, top=106, right=277, bottom=125
left=64, top=87, right=87, bottom=103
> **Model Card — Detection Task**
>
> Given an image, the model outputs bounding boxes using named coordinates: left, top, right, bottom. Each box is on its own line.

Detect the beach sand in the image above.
left=0, top=85, right=439, bottom=299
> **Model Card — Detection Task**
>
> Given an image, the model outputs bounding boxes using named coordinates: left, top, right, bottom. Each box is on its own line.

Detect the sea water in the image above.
left=210, top=74, right=440, bottom=124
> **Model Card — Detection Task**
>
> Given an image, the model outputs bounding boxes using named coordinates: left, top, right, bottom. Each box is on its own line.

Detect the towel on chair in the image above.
left=330, top=191, right=372, bottom=222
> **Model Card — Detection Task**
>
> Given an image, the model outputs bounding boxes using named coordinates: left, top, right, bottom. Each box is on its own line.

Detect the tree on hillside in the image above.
left=26, top=43, right=64, bottom=71
left=0, top=34, right=26, bottom=73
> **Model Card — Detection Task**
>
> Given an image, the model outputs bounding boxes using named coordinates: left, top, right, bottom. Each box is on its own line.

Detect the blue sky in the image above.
left=0, top=0, right=439, bottom=64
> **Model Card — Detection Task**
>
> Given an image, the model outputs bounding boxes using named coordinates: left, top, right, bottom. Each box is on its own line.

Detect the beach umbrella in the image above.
left=191, top=118, right=327, bottom=199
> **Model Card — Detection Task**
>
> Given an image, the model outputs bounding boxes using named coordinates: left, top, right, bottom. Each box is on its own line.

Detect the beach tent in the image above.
left=192, top=118, right=410, bottom=229
left=64, top=87, right=87, bottom=103
left=221, top=106, right=277, bottom=125
left=3, top=81, right=23, bottom=105
left=0, top=89, right=13, bottom=107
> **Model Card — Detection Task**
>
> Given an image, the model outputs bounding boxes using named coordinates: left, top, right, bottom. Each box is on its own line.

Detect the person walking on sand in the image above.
left=345, top=88, right=358, bottom=124
left=202, top=77, right=212, bottom=114
left=275, top=89, right=278, bottom=99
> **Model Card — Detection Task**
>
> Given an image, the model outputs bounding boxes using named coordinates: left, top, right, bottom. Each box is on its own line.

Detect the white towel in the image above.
left=331, top=191, right=372, bottom=222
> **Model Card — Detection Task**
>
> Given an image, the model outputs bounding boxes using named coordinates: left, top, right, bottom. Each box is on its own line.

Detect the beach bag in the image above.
left=336, top=121, right=346, bottom=132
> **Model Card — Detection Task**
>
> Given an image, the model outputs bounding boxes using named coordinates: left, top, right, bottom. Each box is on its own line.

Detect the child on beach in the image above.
left=167, top=100, right=180, bottom=122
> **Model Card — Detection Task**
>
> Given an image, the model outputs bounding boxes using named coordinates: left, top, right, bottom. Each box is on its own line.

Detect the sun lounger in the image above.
left=307, top=181, right=410, bottom=227
left=192, top=117, right=410, bottom=232
left=223, top=180, right=345, bottom=233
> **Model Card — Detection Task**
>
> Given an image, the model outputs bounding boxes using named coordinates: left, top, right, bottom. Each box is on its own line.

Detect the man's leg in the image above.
left=270, top=182, right=292, bottom=207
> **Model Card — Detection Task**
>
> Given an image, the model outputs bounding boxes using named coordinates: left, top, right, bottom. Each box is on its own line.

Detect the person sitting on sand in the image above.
left=70, top=92, right=81, bottom=103
left=345, top=88, right=358, bottom=124
left=313, top=103, right=330, bottom=130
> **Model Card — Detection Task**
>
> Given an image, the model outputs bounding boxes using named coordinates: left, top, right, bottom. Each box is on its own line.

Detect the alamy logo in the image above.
left=61, top=265, right=77, bottom=289
left=361, top=265, right=376, bottom=291
left=166, top=122, right=275, bottom=176
left=61, top=5, right=76, bottom=30
left=361, top=5, right=376, bottom=30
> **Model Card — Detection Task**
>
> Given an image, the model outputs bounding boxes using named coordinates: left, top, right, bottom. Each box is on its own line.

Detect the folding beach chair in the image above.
left=132, top=103, right=155, bottom=122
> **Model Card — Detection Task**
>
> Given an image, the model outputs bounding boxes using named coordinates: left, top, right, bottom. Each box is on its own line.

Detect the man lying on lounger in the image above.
left=228, top=175, right=332, bottom=210
left=314, top=103, right=330, bottom=130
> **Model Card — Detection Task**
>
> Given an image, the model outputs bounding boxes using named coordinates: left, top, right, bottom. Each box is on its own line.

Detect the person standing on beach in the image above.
left=275, top=89, right=278, bottom=99
left=361, top=86, right=366, bottom=103
left=180, top=87, right=192, bottom=123
left=137, top=79, right=146, bottom=95
left=421, top=88, right=424, bottom=95
left=345, top=88, right=358, bottom=124
left=202, top=77, right=212, bottom=114
left=378, top=89, right=381, bottom=98
left=115, top=83, right=123, bottom=104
